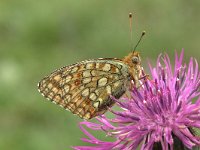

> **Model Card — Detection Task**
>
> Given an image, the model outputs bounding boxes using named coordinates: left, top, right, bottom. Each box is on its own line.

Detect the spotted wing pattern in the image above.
left=38, top=59, right=130, bottom=120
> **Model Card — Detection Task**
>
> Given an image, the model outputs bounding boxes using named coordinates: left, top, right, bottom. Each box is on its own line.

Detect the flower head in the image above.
left=73, top=50, right=200, bottom=150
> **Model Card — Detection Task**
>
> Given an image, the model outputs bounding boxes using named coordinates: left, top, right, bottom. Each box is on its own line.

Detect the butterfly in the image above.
left=37, top=47, right=147, bottom=119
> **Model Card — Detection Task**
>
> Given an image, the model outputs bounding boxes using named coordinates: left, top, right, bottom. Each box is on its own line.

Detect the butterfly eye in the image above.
left=132, top=56, right=139, bottom=64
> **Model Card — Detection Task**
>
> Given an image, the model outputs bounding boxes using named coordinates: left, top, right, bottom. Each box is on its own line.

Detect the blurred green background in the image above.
left=0, top=0, right=199, bottom=150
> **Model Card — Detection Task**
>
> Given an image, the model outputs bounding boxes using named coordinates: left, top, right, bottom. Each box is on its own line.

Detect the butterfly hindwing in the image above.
left=38, top=59, right=130, bottom=119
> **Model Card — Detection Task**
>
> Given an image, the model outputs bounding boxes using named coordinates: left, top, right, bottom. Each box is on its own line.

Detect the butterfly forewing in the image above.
left=38, top=59, right=131, bottom=119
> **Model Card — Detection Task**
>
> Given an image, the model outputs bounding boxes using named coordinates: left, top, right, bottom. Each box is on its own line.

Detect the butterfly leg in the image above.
left=139, top=73, right=158, bottom=87
left=130, top=73, right=151, bottom=90
left=129, top=78, right=140, bottom=90
left=131, top=79, right=144, bottom=89
left=139, top=74, right=150, bottom=80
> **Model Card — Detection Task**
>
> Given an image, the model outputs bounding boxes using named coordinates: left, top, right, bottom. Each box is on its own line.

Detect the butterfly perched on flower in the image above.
left=38, top=14, right=146, bottom=120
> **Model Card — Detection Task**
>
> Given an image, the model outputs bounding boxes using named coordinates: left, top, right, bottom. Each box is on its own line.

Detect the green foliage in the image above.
left=0, top=0, right=199, bottom=149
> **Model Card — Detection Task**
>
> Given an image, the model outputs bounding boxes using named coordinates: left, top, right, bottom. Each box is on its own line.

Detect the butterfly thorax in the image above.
left=123, top=51, right=142, bottom=88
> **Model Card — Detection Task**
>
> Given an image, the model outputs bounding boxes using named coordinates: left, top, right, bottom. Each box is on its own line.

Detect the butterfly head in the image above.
left=123, top=51, right=141, bottom=67
left=131, top=51, right=141, bottom=65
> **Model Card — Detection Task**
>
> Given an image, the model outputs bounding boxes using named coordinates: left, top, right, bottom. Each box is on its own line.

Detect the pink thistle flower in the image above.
left=73, top=50, right=200, bottom=150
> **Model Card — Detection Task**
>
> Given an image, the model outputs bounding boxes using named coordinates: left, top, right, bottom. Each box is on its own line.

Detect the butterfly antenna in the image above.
left=132, top=31, right=146, bottom=53
left=129, top=13, right=135, bottom=51
left=129, top=13, right=133, bottom=44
